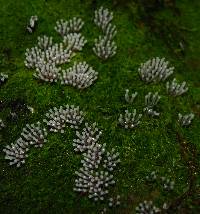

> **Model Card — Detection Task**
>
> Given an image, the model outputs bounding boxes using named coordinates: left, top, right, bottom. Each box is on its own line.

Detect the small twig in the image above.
left=164, top=132, right=198, bottom=212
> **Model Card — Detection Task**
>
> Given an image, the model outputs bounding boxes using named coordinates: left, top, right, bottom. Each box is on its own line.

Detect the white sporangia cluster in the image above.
left=81, top=143, right=106, bottom=170
left=161, top=177, right=175, bottom=191
left=63, top=33, right=87, bottom=51
left=43, top=105, right=84, bottom=133
left=3, top=122, right=47, bottom=167
left=74, top=167, right=115, bottom=201
left=108, top=195, right=121, bottom=207
left=34, top=62, right=61, bottom=83
left=138, top=57, right=174, bottom=83
left=118, top=109, right=142, bottom=129
left=21, top=122, right=48, bottom=148
left=103, top=148, right=120, bottom=171
left=94, top=6, right=113, bottom=32
left=0, top=73, right=8, bottom=85
left=25, top=41, right=73, bottom=69
left=145, top=171, right=175, bottom=193
left=27, top=15, right=38, bottom=33
left=73, top=122, right=102, bottom=152
left=37, top=35, right=53, bottom=50
left=166, top=78, right=188, bottom=96
left=55, top=18, right=86, bottom=54
left=27, top=105, right=35, bottom=114
left=121, top=90, right=161, bottom=127
left=93, top=7, right=117, bottom=60
left=24, top=18, right=96, bottom=89
left=125, top=89, right=138, bottom=103
left=143, top=92, right=161, bottom=117
left=93, top=36, right=117, bottom=60
left=136, top=201, right=160, bottom=214
left=55, top=17, right=84, bottom=37
left=178, top=113, right=194, bottom=126
left=79, top=142, right=120, bottom=172
left=59, top=61, right=98, bottom=89
left=73, top=122, right=120, bottom=202
left=0, top=118, right=5, bottom=130
left=145, top=171, right=157, bottom=182
left=3, top=143, right=29, bottom=167
left=104, top=23, right=117, bottom=40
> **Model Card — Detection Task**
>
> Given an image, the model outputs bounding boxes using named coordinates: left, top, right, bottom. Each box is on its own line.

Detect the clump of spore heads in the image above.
left=73, top=122, right=120, bottom=202
left=118, top=57, right=194, bottom=129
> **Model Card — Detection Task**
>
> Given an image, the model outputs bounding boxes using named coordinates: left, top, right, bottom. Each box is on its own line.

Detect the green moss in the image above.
left=0, top=0, right=199, bottom=213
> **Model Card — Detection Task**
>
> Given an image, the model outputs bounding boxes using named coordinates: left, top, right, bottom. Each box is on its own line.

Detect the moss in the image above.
left=0, top=0, right=199, bottom=213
